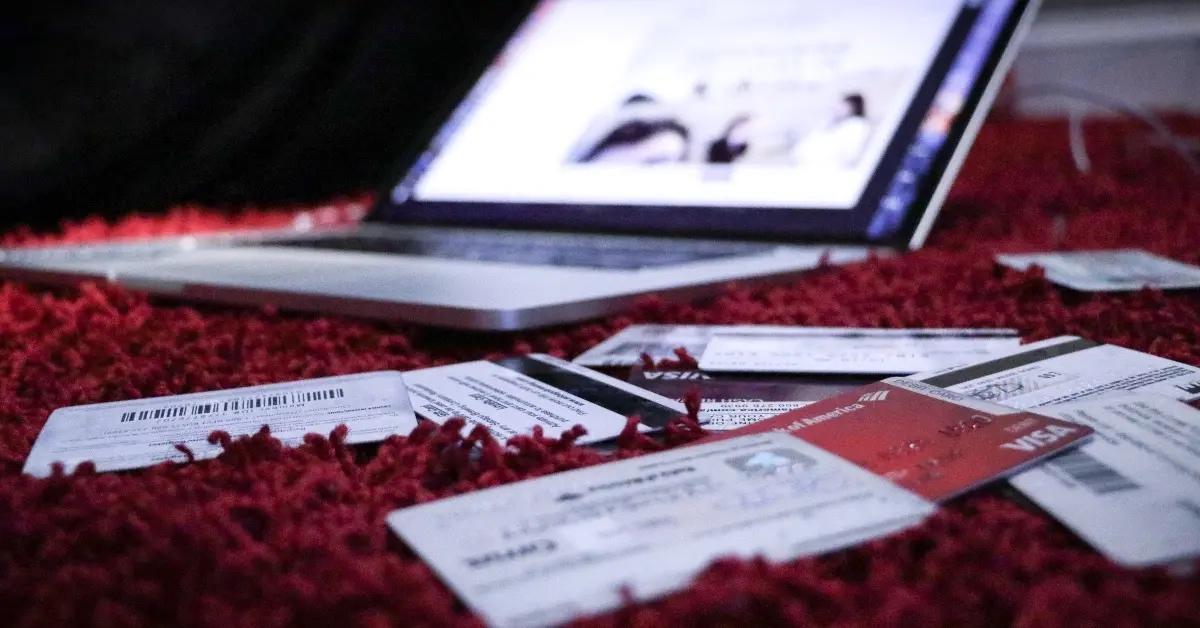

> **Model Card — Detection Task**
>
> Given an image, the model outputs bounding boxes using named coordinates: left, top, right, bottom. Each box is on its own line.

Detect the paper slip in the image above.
left=997, top=249, right=1200, bottom=292
left=387, top=432, right=934, bottom=628
left=23, top=371, right=416, bottom=477
left=1009, top=394, right=1200, bottom=568
left=914, top=336, right=1200, bottom=408
left=404, top=354, right=686, bottom=444
left=628, top=366, right=874, bottom=431
left=702, top=378, right=1093, bottom=502
left=699, top=328, right=1020, bottom=374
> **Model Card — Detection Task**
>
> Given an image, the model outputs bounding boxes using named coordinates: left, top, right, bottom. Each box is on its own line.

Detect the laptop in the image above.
left=0, top=0, right=1040, bottom=330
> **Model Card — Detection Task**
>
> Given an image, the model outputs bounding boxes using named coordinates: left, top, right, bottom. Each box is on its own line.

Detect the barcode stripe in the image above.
left=117, top=387, right=346, bottom=423
left=1050, top=449, right=1139, bottom=495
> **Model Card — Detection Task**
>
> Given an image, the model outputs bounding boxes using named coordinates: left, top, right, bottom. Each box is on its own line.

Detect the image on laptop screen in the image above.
left=385, top=0, right=1023, bottom=244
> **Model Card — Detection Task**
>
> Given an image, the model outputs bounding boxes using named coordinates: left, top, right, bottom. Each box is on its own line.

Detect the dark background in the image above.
left=3, top=0, right=1185, bottom=231
left=2, top=1, right=532, bottom=230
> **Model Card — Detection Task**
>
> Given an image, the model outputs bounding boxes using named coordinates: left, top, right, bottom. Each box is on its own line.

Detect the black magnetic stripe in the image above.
left=921, top=338, right=1099, bottom=388
left=492, top=356, right=681, bottom=429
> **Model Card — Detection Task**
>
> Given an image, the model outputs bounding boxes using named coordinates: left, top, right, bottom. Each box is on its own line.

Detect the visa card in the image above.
left=702, top=377, right=1093, bottom=501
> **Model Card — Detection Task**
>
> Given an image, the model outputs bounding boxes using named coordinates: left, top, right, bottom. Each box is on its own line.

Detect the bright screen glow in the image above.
left=389, top=0, right=1020, bottom=243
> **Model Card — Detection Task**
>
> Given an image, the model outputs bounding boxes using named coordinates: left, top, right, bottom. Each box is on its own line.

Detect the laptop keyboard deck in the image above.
left=265, top=232, right=773, bottom=270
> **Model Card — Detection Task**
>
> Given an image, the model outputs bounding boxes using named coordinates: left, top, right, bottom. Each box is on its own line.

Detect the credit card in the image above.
left=997, top=249, right=1200, bottom=292
left=699, top=328, right=1019, bottom=374
left=23, top=371, right=416, bottom=477
left=572, top=324, right=753, bottom=367
left=1010, top=394, right=1200, bottom=568
left=404, top=354, right=687, bottom=444
left=913, top=336, right=1200, bottom=408
left=702, top=378, right=1093, bottom=501
left=628, top=365, right=873, bottom=430
left=387, top=433, right=934, bottom=628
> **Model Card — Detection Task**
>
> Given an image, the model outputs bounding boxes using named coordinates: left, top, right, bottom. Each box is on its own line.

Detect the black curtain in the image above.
left=1, top=1, right=533, bottom=229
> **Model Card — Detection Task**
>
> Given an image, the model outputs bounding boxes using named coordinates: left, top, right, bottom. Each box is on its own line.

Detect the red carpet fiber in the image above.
left=2, top=117, right=1200, bottom=626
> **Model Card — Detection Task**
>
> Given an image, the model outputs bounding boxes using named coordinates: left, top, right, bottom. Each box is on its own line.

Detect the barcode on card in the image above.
left=118, top=388, right=345, bottom=423
left=1049, top=449, right=1140, bottom=495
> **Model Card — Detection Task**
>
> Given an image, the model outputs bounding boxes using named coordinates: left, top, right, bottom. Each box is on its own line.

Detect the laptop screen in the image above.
left=380, top=0, right=1028, bottom=246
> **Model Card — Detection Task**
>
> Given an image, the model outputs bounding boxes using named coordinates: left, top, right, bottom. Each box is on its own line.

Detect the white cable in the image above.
left=1018, top=83, right=1200, bottom=176
left=1066, top=104, right=1091, bottom=174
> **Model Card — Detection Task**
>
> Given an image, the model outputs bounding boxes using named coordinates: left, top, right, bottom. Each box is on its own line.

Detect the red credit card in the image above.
left=700, top=377, right=1093, bottom=501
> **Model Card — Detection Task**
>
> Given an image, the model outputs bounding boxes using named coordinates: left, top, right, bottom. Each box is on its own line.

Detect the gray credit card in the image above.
left=387, top=433, right=933, bottom=627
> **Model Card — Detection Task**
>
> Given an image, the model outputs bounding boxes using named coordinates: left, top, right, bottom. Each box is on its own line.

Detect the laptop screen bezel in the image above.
left=366, top=0, right=1036, bottom=250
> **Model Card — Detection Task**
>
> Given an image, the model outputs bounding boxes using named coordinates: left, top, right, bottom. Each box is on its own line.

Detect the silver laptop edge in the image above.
left=0, top=1, right=1037, bottom=331
left=909, top=0, right=1043, bottom=249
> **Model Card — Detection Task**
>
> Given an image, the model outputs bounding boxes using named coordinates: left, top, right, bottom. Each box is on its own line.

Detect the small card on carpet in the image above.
left=702, top=377, right=1093, bottom=502
left=996, top=249, right=1200, bottom=292
left=1009, top=394, right=1200, bottom=568
left=23, top=371, right=416, bottom=477
left=913, top=335, right=1200, bottom=408
left=699, top=327, right=1020, bottom=374
left=403, top=353, right=686, bottom=444
left=628, top=365, right=873, bottom=431
left=387, top=432, right=934, bottom=628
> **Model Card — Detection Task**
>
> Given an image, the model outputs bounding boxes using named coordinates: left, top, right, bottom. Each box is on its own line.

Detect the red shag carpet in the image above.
left=2, top=117, right=1200, bottom=627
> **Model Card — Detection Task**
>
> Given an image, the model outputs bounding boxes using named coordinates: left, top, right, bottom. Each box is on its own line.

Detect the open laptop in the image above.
left=0, top=0, right=1039, bottom=330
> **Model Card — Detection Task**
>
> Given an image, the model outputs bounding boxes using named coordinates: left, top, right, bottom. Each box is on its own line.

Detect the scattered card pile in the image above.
left=996, top=249, right=1200, bottom=292
left=911, top=335, right=1200, bottom=568
left=20, top=311, right=1200, bottom=624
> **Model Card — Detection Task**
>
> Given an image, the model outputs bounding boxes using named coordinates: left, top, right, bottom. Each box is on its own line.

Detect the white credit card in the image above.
left=627, top=366, right=873, bottom=431
left=387, top=432, right=934, bottom=628
left=699, top=328, right=1020, bottom=374
left=572, top=324, right=759, bottom=367
left=404, top=354, right=686, bottom=444
left=1011, top=394, right=1200, bottom=568
left=997, top=249, right=1200, bottom=292
left=913, top=336, right=1200, bottom=408
left=23, top=371, right=416, bottom=477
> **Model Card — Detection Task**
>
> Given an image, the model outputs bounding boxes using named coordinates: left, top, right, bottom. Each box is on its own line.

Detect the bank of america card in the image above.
left=705, top=378, right=1093, bottom=501
left=1010, top=394, right=1200, bottom=568
left=404, top=354, right=686, bottom=444
left=913, top=336, right=1200, bottom=408
left=628, top=366, right=874, bottom=431
left=387, top=433, right=934, bottom=628
left=699, top=328, right=1019, bottom=374
left=997, top=249, right=1200, bottom=292
left=23, top=371, right=416, bottom=477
